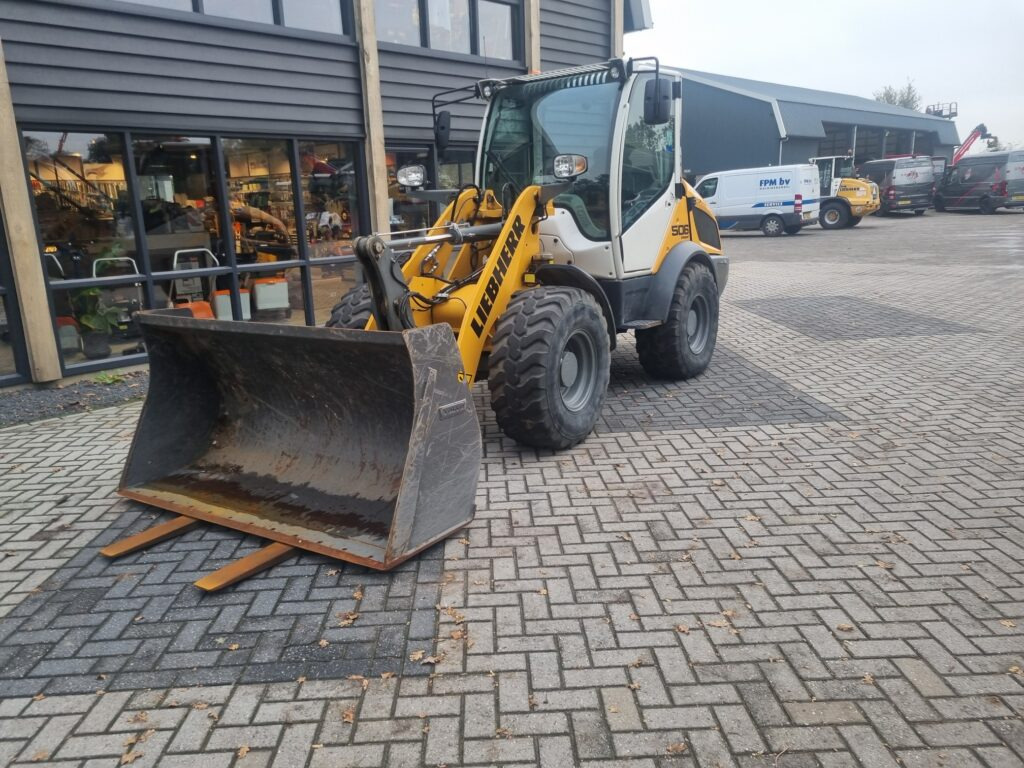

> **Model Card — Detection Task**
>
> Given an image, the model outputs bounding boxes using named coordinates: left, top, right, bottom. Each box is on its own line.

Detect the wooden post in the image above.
left=0, top=38, right=61, bottom=382
left=524, top=0, right=542, bottom=73
left=611, top=0, right=625, bottom=58
left=354, top=0, right=391, bottom=234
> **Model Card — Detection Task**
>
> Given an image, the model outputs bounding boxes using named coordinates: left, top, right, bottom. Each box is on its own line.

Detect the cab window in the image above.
left=620, top=74, right=675, bottom=230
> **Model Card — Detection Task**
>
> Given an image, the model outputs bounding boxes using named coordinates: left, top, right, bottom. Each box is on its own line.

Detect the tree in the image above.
left=874, top=81, right=922, bottom=112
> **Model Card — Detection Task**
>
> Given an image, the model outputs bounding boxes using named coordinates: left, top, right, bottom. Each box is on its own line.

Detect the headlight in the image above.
left=553, top=154, right=588, bottom=180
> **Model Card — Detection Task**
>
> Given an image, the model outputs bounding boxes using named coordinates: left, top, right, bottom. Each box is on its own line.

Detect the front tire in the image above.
left=820, top=202, right=849, bottom=229
left=979, top=197, right=995, bottom=214
left=636, top=261, right=719, bottom=381
left=489, top=286, right=610, bottom=450
left=933, top=196, right=946, bottom=212
left=849, top=215, right=863, bottom=227
left=761, top=214, right=784, bottom=236
left=326, top=284, right=372, bottom=328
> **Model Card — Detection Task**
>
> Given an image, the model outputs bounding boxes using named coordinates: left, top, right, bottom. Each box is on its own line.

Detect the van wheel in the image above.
left=761, top=215, right=784, bottom=236
left=979, top=197, right=995, bottom=214
left=933, top=196, right=945, bottom=212
left=849, top=216, right=863, bottom=227
left=326, top=284, right=372, bottom=329
left=636, top=262, right=718, bottom=381
left=914, top=209, right=925, bottom=216
left=820, top=202, right=849, bottom=229
left=784, top=225, right=802, bottom=235
left=489, top=286, right=610, bottom=450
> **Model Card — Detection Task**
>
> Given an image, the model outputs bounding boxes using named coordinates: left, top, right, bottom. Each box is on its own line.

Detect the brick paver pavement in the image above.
left=1, top=211, right=1022, bottom=767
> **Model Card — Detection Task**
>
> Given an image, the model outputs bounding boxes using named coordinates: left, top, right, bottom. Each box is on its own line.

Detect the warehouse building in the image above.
left=0, top=0, right=650, bottom=387
left=675, top=68, right=961, bottom=178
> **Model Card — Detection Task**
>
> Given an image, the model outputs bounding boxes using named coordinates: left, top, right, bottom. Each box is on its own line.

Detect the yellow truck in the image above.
left=811, top=155, right=880, bottom=228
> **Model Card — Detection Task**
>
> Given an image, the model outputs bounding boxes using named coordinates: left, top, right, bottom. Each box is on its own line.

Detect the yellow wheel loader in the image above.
left=108, top=59, right=728, bottom=586
left=811, top=155, right=880, bottom=229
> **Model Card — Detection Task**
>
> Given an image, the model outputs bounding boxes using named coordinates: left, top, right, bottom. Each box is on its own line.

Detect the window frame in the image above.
left=379, top=0, right=522, bottom=62
left=19, top=125, right=368, bottom=377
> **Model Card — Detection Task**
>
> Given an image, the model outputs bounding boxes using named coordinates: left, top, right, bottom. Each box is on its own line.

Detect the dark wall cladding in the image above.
left=0, top=0, right=363, bottom=136
left=378, top=46, right=523, bottom=145
left=540, top=0, right=612, bottom=70
left=681, top=80, right=781, bottom=176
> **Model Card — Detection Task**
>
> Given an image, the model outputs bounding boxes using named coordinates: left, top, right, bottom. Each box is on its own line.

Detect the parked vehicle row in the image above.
left=694, top=151, right=1023, bottom=235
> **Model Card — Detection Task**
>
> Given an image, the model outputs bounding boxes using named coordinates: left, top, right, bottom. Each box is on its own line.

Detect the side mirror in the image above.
left=434, top=110, right=451, bottom=152
left=396, top=164, right=426, bottom=189
left=643, top=77, right=672, bottom=125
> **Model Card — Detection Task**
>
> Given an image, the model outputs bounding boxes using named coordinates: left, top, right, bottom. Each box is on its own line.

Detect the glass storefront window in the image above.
left=239, top=268, right=306, bottom=324
left=376, top=0, right=422, bottom=46
left=24, top=131, right=138, bottom=282
left=299, top=141, right=360, bottom=259
left=310, top=262, right=359, bottom=326
left=438, top=148, right=475, bottom=189
left=0, top=291, right=18, bottom=377
left=221, top=138, right=299, bottom=267
left=282, top=0, right=344, bottom=35
left=387, top=148, right=432, bottom=232
left=132, top=135, right=223, bottom=278
left=478, top=0, right=514, bottom=60
left=202, top=0, right=274, bottom=24
left=50, top=283, right=148, bottom=364
left=428, top=0, right=471, bottom=53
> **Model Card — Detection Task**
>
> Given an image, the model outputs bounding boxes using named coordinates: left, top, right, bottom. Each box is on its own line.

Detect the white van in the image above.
left=694, top=164, right=821, bottom=236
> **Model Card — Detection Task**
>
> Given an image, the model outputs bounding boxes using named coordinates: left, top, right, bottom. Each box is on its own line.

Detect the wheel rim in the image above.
left=559, top=330, right=597, bottom=412
left=687, top=295, right=710, bottom=354
left=824, top=208, right=840, bottom=225
left=765, top=217, right=781, bottom=234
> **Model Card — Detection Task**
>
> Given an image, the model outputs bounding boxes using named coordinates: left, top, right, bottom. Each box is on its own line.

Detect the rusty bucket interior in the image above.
left=116, top=311, right=481, bottom=575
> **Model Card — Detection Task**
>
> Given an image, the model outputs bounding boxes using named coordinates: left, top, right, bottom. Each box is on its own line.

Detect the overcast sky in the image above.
left=625, top=0, right=1023, bottom=153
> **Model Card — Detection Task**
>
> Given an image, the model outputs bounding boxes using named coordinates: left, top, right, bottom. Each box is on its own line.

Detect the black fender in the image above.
left=644, top=241, right=721, bottom=323
left=534, top=263, right=618, bottom=350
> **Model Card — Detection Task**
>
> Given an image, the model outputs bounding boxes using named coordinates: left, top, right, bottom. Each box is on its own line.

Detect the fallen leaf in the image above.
left=666, top=742, right=688, bottom=755
left=836, top=623, right=855, bottom=632
left=191, top=701, right=209, bottom=710
left=121, top=751, right=143, bottom=765
left=450, top=629, right=466, bottom=640
left=237, top=745, right=250, bottom=759
left=348, top=675, right=370, bottom=691
left=458, top=537, right=470, bottom=545
left=137, top=730, right=155, bottom=745
left=711, top=479, right=725, bottom=487
left=721, top=610, right=737, bottom=618
left=495, top=727, right=512, bottom=738
left=744, top=514, right=761, bottom=522
left=409, top=650, right=425, bottom=662
left=1009, top=665, right=1023, bottom=678
left=706, top=620, right=730, bottom=629
left=381, top=672, right=396, bottom=680
left=528, top=694, right=538, bottom=710
left=297, top=676, right=307, bottom=683
left=999, top=620, right=1015, bottom=628
left=628, top=682, right=641, bottom=690
left=207, top=712, right=219, bottom=722
left=318, top=639, right=330, bottom=648
left=32, top=693, right=46, bottom=701
left=628, top=613, right=640, bottom=622
left=675, top=624, right=690, bottom=634
left=31, top=752, right=49, bottom=762
left=337, top=611, right=359, bottom=627
left=228, top=643, right=240, bottom=651
left=628, top=657, right=647, bottom=668
left=848, top=432, right=861, bottom=439
left=326, top=568, right=339, bottom=576
left=875, top=560, right=894, bottom=570
left=863, top=673, right=875, bottom=685
left=730, top=551, right=742, bottom=560
left=352, top=587, right=364, bottom=600
left=538, top=588, right=548, bottom=595
left=608, top=705, right=619, bottom=714
left=128, top=711, right=148, bottom=724
left=422, top=654, right=445, bottom=665
left=342, top=706, right=356, bottom=724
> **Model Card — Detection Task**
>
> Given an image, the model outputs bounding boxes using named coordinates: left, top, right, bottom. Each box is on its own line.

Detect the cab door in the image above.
left=615, top=73, right=681, bottom=275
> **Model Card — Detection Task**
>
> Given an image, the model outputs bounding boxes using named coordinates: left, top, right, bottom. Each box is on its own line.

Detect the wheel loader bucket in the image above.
left=117, top=311, right=481, bottom=571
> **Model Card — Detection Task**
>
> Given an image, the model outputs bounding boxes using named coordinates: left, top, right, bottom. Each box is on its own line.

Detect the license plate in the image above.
left=802, top=212, right=813, bottom=220
left=1013, top=194, right=1024, bottom=201
left=898, top=200, right=911, bottom=205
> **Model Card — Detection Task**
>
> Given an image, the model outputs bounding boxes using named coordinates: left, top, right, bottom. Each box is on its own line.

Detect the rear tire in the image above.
left=933, top=196, right=946, bottom=212
left=849, top=215, right=863, bottom=227
left=784, top=225, right=803, bottom=235
left=326, top=284, right=372, bottom=328
left=489, top=286, right=610, bottom=450
left=820, top=202, right=849, bottom=229
left=914, top=209, right=926, bottom=216
left=979, top=197, right=995, bottom=214
left=636, top=261, right=718, bottom=380
left=761, top=215, right=784, bottom=236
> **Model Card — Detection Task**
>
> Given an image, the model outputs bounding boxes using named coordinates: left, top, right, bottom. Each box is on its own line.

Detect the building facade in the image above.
left=0, top=0, right=630, bottom=386
left=675, top=69, right=961, bottom=179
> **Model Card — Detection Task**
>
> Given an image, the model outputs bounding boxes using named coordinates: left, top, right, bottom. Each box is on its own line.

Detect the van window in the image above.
left=696, top=177, right=718, bottom=198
